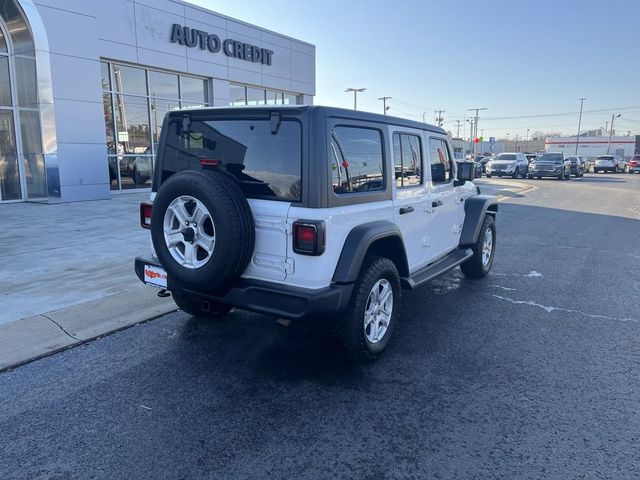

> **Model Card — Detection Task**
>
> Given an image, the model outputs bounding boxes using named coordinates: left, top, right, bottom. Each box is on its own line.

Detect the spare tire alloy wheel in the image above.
left=151, top=170, right=255, bottom=293
left=164, top=196, right=216, bottom=269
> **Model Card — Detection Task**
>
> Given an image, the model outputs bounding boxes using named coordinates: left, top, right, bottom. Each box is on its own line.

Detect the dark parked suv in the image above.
left=527, top=152, right=571, bottom=180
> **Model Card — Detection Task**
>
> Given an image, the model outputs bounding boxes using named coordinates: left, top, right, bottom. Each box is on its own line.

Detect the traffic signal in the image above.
left=474, top=138, right=479, bottom=143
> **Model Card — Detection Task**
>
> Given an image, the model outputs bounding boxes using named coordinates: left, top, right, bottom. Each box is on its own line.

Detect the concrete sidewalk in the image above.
left=0, top=193, right=176, bottom=371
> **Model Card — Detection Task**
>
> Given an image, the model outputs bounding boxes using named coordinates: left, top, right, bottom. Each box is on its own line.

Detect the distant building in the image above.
left=544, top=136, right=639, bottom=159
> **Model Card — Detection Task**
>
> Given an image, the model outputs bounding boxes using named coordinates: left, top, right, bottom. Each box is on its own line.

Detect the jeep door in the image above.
left=390, top=128, right=430, bottom=271
left=426, top=136, right=462, bottom=260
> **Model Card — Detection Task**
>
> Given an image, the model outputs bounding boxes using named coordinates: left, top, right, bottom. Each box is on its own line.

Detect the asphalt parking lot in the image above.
left=1, top=173, right=639, bottom=479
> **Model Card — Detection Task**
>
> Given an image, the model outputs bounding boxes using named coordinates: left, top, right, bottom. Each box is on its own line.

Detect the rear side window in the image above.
left=428, top=138, right=453, bottom=184
left=162, top=118, right=301, bottom=201
left=393, top=133, right=423, bottom=188
left=331, top=126, right=385, bottom=194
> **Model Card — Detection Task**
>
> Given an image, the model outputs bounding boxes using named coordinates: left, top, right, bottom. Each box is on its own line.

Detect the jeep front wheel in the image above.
left=460, top=215, right=496, bottom=279
left=333, top=256, right=400, bottom=363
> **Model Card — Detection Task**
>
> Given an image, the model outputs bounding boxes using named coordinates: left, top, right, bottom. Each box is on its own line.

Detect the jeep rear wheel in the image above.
left=151, top=170, right=255, bottom=292
left=172, top=291, right=232, bottom=319
left=460, top=215, right=496, bottom=279
left=333, top=256, right=400, bottom=363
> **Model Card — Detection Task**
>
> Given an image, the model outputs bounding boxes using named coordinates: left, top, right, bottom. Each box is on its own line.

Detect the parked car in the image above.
left=566, top=155, right=585, bottom=177
left=527, top=152, right=571, bottom=180
left=475, top=155, right=492, bottom=174
left=593, top=154, right=625, bottom=173
left=524, top=153, right=537, bottom=165
left=627, top=155, right=640, bottom=174
left=134, top=106, right=498, bottom=363
left=124, top=146, right=154, bottom=185
left=485, top=152, right=528, bottom=178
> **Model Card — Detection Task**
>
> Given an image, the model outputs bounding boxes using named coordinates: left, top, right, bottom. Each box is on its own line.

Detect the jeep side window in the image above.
left=393, top=133, right=423, bottom=188
left=331, top=126, right=385, bottom=194
left=429, top=138, right=452, bottom=184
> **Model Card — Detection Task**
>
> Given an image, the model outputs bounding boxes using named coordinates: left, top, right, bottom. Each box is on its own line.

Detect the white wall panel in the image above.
left=49, top=54, right=101, bottom=103
left=52, top=99, right=105, bottom=145
left=96, top=0, right=136, bottom=46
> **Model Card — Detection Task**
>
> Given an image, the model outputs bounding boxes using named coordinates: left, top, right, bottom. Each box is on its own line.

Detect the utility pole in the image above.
left=455, top=120, right=461, bottom=138
left=378, top=96, right=391, bottom=115
left=434, top=110, right=445, bottom=127
left=422, top=112, right=427, bottom=123
left=607, top=113, right=621, bottom=154
left=467, top=107, right=487, bottom=155
left=575, top=97, right=586, bottom=155
left=526, top=128, right=530, bottom=151
left=605, top=121, right=609, bottom=132
left=515, top=134, right=519, bottom=152
left=345, top=87, right=366, bottom=110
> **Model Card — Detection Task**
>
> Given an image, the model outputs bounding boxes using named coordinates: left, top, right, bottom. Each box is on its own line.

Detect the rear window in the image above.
left=495, top=154, right=517, bottom=160
left=161, top=117, right=302, bottom=201
left=597, top=156, right=613, bottom=160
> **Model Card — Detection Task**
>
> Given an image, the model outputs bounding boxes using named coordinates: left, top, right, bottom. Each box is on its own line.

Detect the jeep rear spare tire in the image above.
left=151, top=170, right=255, bottom=292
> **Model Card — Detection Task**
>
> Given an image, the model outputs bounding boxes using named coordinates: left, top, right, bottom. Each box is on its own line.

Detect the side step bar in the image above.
left=401, top=248, right=473, bottom=289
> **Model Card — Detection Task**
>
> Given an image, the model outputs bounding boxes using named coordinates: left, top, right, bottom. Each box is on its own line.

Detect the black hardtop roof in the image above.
left=170, top=105, right=447, bottom=135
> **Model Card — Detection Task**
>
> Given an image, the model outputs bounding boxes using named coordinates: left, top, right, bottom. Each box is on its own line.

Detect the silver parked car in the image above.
left=593, top=154, right=625, bottom=173
left=485, top=152, right=529, bottom=179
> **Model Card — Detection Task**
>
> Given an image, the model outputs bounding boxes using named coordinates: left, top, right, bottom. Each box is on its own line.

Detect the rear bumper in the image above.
left=135, top=256, right=354, bottom=320
left=594, top=166, right=616, bottom=172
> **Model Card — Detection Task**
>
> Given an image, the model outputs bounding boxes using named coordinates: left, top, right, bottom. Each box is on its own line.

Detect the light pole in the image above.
left=606, top=114, right=621, bottom=154
left=467, top=107, right=488, bottom=155
left=575, top=97, right=586, bottom=155
left=345, top=87, right=366, bottom=110
left=455, top=120, right=461, bottom=138
left=515, top=134, right=519, bottom=152
left=505, top=133, right=510, bottom=151
left=526, top=128, right=530, bottom=151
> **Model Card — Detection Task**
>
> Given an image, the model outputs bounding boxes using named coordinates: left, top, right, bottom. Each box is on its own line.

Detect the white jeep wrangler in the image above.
left=135, top=106, right=498, bottom=362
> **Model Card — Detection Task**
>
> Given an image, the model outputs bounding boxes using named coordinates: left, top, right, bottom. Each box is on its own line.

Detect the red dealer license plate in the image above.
left=143, top=264, right=167, bottom=288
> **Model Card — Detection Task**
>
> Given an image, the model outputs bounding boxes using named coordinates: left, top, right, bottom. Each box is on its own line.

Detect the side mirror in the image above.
left=454, top=161, right=475, bottom=186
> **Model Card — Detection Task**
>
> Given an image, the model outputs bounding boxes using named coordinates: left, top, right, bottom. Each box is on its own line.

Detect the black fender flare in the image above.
left=459, top=195, right=498, bottom=246
left=332, top=221, right=409, bottom=284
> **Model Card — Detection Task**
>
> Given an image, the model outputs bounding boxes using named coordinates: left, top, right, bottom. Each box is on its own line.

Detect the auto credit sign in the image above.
left=170, top=24, right=274, bottom=66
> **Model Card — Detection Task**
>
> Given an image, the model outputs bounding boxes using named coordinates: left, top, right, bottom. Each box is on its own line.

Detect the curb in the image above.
left=0, top=286, right=177, bottom=372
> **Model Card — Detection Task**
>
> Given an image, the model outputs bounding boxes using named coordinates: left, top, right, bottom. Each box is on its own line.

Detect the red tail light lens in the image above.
left=140, top=202, right=153, bottom=229
left=200, top=159, right=220, bottom=166
left=293, top=220, right=325, bottom=256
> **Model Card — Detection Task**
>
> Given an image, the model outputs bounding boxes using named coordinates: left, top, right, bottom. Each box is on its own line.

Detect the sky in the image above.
left=190, top=0, right=640, bottom=139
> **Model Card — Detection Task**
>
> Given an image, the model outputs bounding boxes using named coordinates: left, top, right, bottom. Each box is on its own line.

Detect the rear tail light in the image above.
left=140, top=202, right=153, bottom=229
left=200, top=159, right=220, bottom=166
left=292, top=220, right=325, bottom=256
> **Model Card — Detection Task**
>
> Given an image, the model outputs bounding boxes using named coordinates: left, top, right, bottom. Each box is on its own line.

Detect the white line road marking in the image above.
left=489, top=294, right=638, bottom=323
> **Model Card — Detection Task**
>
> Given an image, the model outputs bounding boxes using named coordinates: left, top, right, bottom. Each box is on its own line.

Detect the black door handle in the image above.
left=432, top=200, right=443, bottom=208
left=399, top=206, right=414, bottom=215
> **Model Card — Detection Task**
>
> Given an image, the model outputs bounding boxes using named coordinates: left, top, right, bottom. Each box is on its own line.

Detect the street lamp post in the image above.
left=526, top=128, right=530, bottom=151
left=606, top=113, right=621, bottom=154
left=515, top=134, right=519, bottom=152
left=575, top=98, right=586, bottom=155
left=345, top=87, right=366, bottom=110
left=505, top=133, right=510, bottom=151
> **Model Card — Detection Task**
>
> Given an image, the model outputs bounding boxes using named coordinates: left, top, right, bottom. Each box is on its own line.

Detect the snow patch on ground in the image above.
left=490, top=285, right=517, bottom=291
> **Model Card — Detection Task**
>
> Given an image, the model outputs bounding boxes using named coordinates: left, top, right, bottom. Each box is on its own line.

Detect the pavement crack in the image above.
left=487, top=293, right=639, bottom=323
left=41, top=314, right=81, bottom=341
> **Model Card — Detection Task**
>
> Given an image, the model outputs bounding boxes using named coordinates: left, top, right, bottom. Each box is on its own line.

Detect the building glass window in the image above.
left=0, top=0, right=46, bottom=202
left=180, top=76, right=207, bottom=105
left=229, top=84, right=246, bottom=106
left=149, top=71, right=179, bottom=100
left=284, top=93, right=299, bottom=105
left=246, top=87, right=265, bottom=106
left=0, top=57, right=11, bottom=106
left=113, top=64, right=147, bottom=96
left=14, top=57, right=37, bottom=107
left=101, top=60, right=209, bottom=191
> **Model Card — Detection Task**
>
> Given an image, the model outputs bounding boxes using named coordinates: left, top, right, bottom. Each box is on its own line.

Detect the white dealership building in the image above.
left=0, top=0, right=315, bottom=203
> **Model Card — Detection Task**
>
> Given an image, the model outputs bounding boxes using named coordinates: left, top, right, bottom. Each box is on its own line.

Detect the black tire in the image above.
left=460, top=215, right=496, bottom=279
left=172, top=290, right=232, bottom=319
left=536, top=176, right=541, bottom=179
left=332, top=256, right=400, bottom=363
left=486, top=174, right=492, bottom=178
left=511, top=168, right=519, bottom=179
left=527, top=174, right=533, bottom=179
left=151, top=170, right=255, bottom=292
